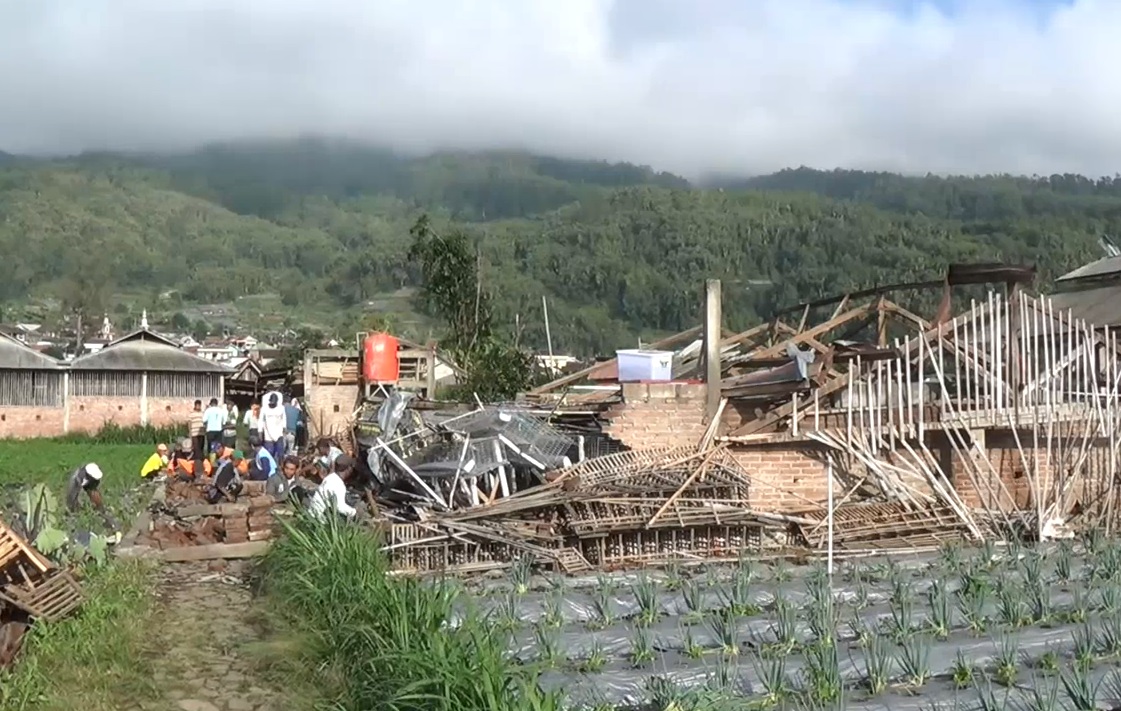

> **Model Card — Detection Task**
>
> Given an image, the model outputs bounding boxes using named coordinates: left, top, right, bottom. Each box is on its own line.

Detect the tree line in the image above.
left=0, top=141, right=1111, bottom=356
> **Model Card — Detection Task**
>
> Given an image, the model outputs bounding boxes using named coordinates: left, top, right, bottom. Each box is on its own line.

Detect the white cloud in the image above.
left=0, top=0, right=1116, bottom=177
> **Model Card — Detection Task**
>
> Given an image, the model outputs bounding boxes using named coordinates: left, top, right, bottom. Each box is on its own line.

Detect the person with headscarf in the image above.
left=259, top=391, right=287, bottom=461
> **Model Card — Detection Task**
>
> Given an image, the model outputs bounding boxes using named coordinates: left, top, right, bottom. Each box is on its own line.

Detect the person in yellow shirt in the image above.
left=140, top=443, right=169, bottom=480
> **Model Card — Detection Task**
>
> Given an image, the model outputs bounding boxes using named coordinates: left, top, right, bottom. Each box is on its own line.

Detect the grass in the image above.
left=0, top=440, right=151, bottom=529
left=0, top=560, right=161, bottom=711
left=254, top=513, right=562, bottom=711
left=0, top=439, right=161, bottom=711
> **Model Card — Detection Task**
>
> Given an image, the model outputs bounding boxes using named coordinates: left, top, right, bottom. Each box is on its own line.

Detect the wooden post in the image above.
left=704, top=279, right=723, bottom=423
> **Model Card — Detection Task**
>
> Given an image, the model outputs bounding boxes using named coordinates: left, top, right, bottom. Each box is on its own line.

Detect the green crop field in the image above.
left=0, top=440, right=152, bottom=529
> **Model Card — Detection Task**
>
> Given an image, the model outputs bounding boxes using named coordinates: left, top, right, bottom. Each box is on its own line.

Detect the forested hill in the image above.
left=0, top=141, right=1112, bottom=356
left=104, top=139, right=690, bottom=221
left=714, top=167, right=1121, bottom=222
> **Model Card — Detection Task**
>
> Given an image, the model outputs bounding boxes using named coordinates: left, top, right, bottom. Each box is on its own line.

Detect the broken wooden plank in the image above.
left=158, top=541, right=271, bottom=562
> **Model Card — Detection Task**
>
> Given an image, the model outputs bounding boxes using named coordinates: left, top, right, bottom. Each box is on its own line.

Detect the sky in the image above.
left=0, top=0, right=1116, bottom=178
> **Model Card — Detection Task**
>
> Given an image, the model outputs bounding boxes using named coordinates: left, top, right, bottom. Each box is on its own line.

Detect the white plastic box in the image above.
left=616, top=349, right=674, bottom=382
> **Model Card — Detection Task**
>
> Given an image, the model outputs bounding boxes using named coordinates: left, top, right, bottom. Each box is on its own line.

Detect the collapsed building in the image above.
left=358, top=263, right=1121, bottom=574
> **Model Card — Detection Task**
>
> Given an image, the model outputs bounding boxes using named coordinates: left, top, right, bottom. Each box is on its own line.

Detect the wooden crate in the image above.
left=0, top=520, right=51, bottom=580
left=0, top=570, right=84, bottom=623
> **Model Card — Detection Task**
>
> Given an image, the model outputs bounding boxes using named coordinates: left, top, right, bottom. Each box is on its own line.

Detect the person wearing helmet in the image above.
left=65, top=462, right=106, bottom=513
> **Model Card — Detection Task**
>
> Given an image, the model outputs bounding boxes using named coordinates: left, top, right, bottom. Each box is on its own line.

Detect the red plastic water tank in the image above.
left=363, top=332, right=400, bottom=383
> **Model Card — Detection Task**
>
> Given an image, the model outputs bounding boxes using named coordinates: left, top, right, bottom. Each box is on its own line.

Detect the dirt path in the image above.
left=144, top=561, right=282, bottom=711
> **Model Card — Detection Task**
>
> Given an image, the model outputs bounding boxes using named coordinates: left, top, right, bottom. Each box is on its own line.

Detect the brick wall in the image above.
left=0, top=407, right=66, bottom=438
left=601, top=382, right=709, bottom=449
left=305, top=384, right=357, bottom=439
left=0, top=397, right=194, bottom=438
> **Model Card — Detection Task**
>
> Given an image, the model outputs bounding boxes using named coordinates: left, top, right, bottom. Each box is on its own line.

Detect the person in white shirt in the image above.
left=242, top=403, right=261, bottom=442
left=259, top=391, right=287, bottom=461
left=308, top=453, right=357, bottom=521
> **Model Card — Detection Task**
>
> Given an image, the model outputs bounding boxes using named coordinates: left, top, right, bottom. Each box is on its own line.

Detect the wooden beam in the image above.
left=159, top=541, right=271, bottom=562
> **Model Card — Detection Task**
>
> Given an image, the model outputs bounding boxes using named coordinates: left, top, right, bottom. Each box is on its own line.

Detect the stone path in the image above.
left=145, top=561, right=282, bottom=711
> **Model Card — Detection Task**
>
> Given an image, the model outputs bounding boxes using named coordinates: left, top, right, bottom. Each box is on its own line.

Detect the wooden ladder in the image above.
left=552, top=547, right=593, bottom=574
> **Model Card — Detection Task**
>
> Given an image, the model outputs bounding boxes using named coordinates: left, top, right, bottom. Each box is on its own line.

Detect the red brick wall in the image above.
left=0, top=407, right=66, bottom=438
left=147, top=398, right=195, bottom=430
left=602, top=382, right=709, bottom=449
left=68, top=396, right=143, bottom=433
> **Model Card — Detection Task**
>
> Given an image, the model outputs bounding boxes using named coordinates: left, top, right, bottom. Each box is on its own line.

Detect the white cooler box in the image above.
left=616, top=349, right=674, bottom=382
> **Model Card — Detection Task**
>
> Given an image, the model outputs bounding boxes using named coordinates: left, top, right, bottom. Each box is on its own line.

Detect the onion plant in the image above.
left=951, top=649, right=974, bottom=689
left=859, top=633, right=892, bottom=695
left=801, top=639, right=842, bottom=705
left=940, top=540, right=964, bottom=573
left=1016, top=673, right=1060, bottom=711
left=926, top=578, right=951, bottom=639
left=995, top=580, right=1030, bottom=628
left=770, top=595, right=798, bottom=652
left=663, top=560, right=683, bottom=592
left=1072, top=620, right=1095, bottom=669
left=542, top=587, right=564, bottom=629
left=806, top=590, right=837, bottom=647
left=889, top=586, right=914, bottom=639
left=631, top=573, right=660, bottom=626
left=1054, top=541, right=1074, bottom=583
left=721, top=567, right=759, bottom=617
left=1097, top=582, right=1120, bottom=614
left=708, top=607, right=740, bottom=657
left=645, top=676, right=690, bottom=711
left=1096, top=611, right=1121, bottom=656
left=976, top=674, right=1013, bottom=711
left=533, top=621, right=561, bottom=667
left=1059, top=661, right=1099, bottom=711
left=680, top=622, right=704, bottom=660
left=750, top=648, right=789, bottom=705
left=494, top=589, right=521, bottom=630
left=509, top=555, right=534, bottom=595
left=681, top=577, right=705, bottom=624
left=587, top=585, right=613, bottom=631
left=992, top=632, right=1020, bottom=686
left=629, top=623, right=655, bottom=667
left=898, top=633, right=933, bottom=688
left=574, top=638, right=607, bottom=674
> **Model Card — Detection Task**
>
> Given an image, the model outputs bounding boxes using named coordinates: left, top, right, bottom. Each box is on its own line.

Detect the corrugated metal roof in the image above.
left=1048, top=285, right=1121, bottom=327
left=70, top=330, right=229, bottom=373
left=0, top=333, right=62, bottom=370
left=1057, top=256, right=1121, bottom=283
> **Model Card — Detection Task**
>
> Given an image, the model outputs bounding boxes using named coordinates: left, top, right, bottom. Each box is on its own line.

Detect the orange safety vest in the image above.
left=168, top=457, right=212, bottom=478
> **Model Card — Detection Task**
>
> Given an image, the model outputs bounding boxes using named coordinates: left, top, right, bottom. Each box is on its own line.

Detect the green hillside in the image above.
left=0, top=143, right=1112, bottom=355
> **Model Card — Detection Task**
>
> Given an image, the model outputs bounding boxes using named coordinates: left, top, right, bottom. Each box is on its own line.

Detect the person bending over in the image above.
left=308, top=454, right=357, bottom=521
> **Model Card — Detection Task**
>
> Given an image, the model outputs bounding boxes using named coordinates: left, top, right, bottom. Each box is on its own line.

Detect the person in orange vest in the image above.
left=217, top=445, right=250, bottom=476
left=167, top=438, right=212, bottom=480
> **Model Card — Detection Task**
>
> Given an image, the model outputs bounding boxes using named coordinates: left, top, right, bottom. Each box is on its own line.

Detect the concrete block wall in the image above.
left=305, top=384, right=358, bottom=440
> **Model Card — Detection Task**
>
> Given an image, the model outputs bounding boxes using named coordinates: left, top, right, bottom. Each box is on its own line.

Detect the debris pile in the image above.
left=135, top=480, right=282, bottom=553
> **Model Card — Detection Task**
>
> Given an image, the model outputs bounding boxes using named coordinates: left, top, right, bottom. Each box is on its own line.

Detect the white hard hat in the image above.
left=85, top=463, right=103, bottom=480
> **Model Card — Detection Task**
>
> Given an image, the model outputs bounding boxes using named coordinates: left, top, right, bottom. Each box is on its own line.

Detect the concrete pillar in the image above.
left=704, top=279, right=722, bottom=422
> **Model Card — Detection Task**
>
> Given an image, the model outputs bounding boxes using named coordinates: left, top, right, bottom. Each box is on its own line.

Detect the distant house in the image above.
left=1050, top=255, right=1121, bottom=328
